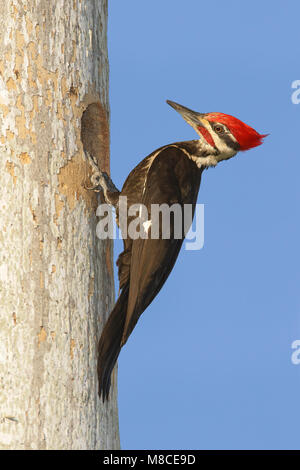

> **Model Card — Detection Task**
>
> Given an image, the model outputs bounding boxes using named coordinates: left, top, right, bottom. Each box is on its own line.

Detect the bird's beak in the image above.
left=166, top=100, right=207, bottom=128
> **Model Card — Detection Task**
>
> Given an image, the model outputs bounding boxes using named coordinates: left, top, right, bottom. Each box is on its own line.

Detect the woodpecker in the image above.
left=89, top=100, right=267, bottom=401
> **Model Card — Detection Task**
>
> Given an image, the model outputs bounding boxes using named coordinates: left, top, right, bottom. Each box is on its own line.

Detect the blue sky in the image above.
left=108, top=0, right=300, bottom=449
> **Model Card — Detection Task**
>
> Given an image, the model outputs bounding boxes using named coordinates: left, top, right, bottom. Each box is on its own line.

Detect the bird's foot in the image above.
left=84, top=151, right=120, bottom=205
left=84, top=150, right=103, bottom=192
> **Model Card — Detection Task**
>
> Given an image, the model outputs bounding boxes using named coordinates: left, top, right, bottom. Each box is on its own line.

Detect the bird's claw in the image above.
left=84, top=150, right=104, bottom=192
left=84, top=150, right=119, bottom=198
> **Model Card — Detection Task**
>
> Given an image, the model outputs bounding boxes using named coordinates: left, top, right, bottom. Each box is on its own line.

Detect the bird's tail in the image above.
left=97, top=284, right=129, bottom=401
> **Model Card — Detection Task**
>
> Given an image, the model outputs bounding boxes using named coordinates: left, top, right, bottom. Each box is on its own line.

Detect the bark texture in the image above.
left=0, top=0, right=120, bottom=450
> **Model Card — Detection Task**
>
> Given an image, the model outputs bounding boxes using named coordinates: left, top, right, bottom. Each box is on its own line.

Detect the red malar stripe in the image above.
left=198, top=126, right=215, bottom=148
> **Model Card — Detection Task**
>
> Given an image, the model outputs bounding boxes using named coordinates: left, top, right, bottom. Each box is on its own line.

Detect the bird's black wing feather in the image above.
left=98, top=145, right=202, bottom=399
left=122, top=145, right=202, bottom=344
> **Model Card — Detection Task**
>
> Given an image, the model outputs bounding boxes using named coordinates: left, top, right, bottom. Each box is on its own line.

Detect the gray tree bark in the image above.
left=0, top=0, right=120, bottom=450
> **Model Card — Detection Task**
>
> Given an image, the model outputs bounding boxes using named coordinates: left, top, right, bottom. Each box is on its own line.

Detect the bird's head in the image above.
left=167, top=100, right=268, bottom=167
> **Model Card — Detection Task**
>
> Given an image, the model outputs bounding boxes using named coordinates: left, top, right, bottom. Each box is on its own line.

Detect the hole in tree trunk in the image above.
left=81, top=102, right=110, bottom=173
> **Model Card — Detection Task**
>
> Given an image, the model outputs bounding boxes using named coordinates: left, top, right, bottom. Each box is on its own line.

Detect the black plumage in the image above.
left=98, top=143, right=203, bottom=400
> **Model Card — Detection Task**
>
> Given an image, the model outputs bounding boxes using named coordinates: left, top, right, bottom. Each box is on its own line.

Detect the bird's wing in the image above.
left=121, top=145, right=202, bottom=345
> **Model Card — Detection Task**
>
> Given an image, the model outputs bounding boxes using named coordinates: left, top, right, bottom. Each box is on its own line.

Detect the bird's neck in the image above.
left=173, top=139, right=220, bottom=169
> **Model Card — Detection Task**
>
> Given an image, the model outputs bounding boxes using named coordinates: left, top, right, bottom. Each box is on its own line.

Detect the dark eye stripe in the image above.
left=208, top=122, right=240, bottom=151
left=221, top=133, right=240, bottom=151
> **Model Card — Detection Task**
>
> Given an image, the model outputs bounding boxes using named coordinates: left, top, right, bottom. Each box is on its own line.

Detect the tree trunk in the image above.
left=0, top=0, right=119, bottom=450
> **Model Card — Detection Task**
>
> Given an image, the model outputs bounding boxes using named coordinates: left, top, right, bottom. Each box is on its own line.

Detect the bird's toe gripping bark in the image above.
left=84, top=151, right=120, bottom=206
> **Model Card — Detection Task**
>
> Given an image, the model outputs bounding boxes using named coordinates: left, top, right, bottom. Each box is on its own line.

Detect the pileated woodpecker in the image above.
left=89, top=100, right=267, bottom=401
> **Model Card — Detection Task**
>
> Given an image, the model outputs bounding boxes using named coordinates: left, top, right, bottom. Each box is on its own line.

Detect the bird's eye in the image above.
left=214, top=125, right=224, bottom=133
